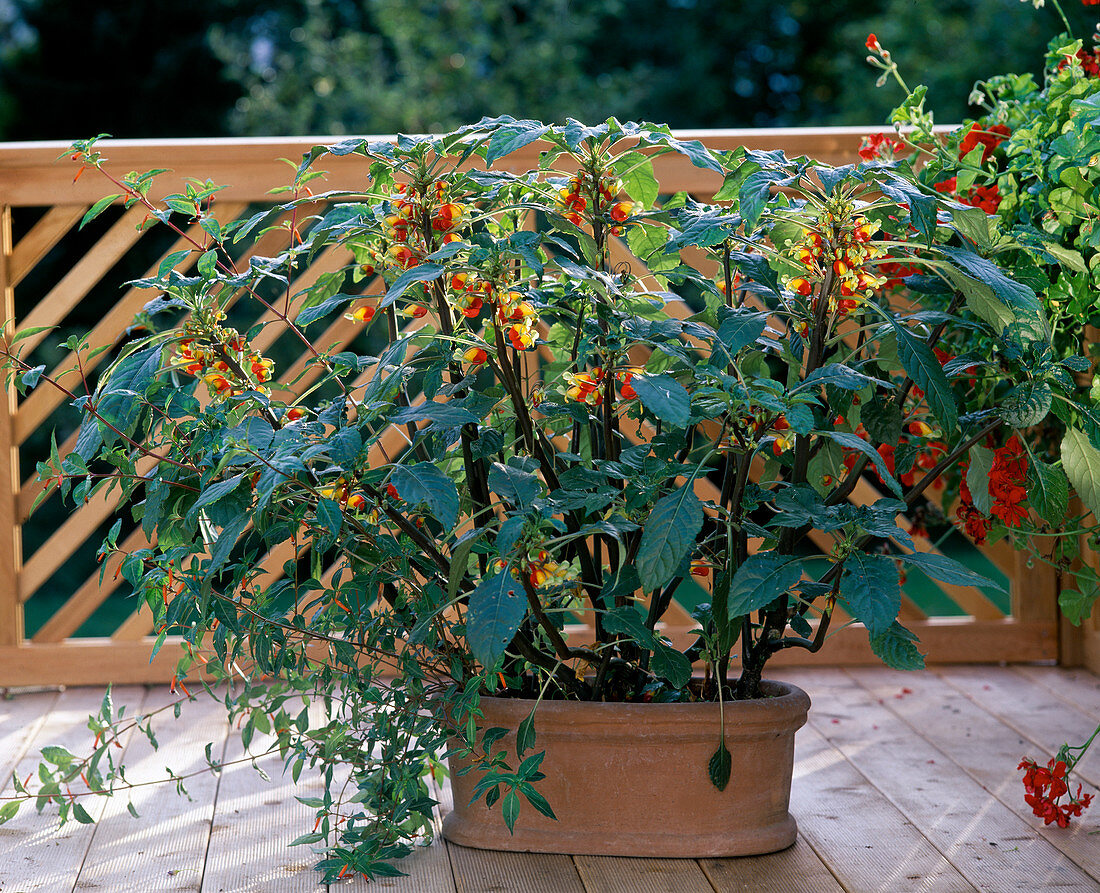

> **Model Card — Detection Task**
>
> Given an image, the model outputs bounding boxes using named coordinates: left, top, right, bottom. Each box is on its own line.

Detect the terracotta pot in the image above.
left=442, top=679, right=810, bottom=857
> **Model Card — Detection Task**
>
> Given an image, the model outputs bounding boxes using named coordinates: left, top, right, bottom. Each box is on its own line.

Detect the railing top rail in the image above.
left=0, top=126, right=915, bottom=207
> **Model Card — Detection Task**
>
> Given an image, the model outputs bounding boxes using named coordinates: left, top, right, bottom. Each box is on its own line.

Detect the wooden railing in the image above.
left=0, top=129, right=1081, bottom=686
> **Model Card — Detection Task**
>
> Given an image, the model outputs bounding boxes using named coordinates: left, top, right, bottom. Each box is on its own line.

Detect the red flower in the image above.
left=1019, top=757, right=1094, bottom=827
left=858, top=132, right=905, bottom=162
left=866, top=33, right=880, bottom=51
left=958, top=123, right=1010, bottom=164
left=933, top=177, right=958, bottom=195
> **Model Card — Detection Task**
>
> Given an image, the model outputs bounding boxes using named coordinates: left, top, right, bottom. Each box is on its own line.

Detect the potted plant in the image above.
left=3, top=116, right=1095, bottom=879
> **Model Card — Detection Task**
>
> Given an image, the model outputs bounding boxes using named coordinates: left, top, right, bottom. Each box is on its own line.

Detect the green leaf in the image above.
left=860, top=397, right=902, bottom=445
left=448, top=529, right=485, bottom=603
left=1028, top=456, right=1069, bottom=527
left=466, top=568, right=526, bottom=671
left=41, top=745, right=75, bottom=767
left=817, top=430, right=903, bottom=498
left=485, top=120, right=550, bottom=166
left=650, top=643, right=692, bottom=688
left=708, top=740, right=732, bottom=791
left=501, top=789, right=521, bottom=833
left=636, top=485, right=703, bottom=593
left=516, top=711, right=537, bottom=757
left=1059, top=577, right=1099, bottom=627
left=715, top=311, right=767, bottom=357
left=71, top=802, right=95, bottom=824
left=890, top=320, right=957, bottom=434
left=0, top=801, right=19, bottom=825
left=868, top=620, right=925, bottom=670
left=1062, top=427, right=1100, bottom=520
left=896, top=550, right=1003, bottom=591
left=966, top=446, right=995, bottom=516
left=630, top=374, right=691, bottom=428
left=80, top=194, right=121, bottom=229
left=840, top=552, right=900, bottom=638
left=379, top=263, right=445, bottom=309
left=727, top=551, right=803, bottom=618
left=998, top=381, right=1052, bottom=428
left=613, top=151, right=659, bottom=208
left=488, top=463, right=540, bottom=511
left=390, top=463, right=460, bottom=528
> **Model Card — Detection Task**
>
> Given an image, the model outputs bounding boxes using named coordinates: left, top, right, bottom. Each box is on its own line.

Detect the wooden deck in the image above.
left=2, top=665, right=1099, bottom=892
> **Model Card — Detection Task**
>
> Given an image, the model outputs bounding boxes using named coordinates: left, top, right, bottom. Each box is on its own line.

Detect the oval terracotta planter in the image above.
left=442, top=680, right=810, bottom=857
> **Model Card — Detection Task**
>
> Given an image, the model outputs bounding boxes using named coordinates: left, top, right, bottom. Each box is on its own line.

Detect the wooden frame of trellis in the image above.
left=0, top=129, right=1076, bottom=686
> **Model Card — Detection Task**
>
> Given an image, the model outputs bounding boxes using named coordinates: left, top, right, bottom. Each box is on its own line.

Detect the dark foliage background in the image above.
left=0, top=0, right=1095, bottom=140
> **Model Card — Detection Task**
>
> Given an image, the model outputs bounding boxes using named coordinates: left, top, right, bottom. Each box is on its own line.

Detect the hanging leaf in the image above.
left=868, top=621, right=925, bottom=670
left=840, top=552, right=900, bottom=639
left=890, top=320, right=957, bottom=434
left=1028, top=456, right=1069, bottom=527
left=631, top=374, right=691, bottom=428
left=708, top=740, right=732, bottom=791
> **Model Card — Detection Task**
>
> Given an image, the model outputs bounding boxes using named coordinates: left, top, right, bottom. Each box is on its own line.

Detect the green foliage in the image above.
left=4, top=116, right=1094, bottom=879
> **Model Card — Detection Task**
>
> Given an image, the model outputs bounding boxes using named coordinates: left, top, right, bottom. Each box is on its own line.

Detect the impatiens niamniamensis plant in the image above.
left=863, top=0, right=1100, bottom=827
left=1, top=116, right=1096, bottom=876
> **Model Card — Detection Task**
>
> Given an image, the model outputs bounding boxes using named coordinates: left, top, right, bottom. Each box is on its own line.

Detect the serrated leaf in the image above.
left=466, top=568, right=526, bottom=671
left=708, top=740, right=732, bottom=791
left=1028, top=456, right=1069, bottom=527
left=727, top=551, right=803, bottom=618
left=631, top=374, right=690, bottom=428
left=1063, top=427, right=1100, bottom=520
left=998, top=381, right=1052, bottom=428
left=390, top=463, right=460, bottom=529
left=840, top=552, right=900, bottom=638
left=868, top=620, right=925, bottom=670
left=636, top=485, right=703, bottom=592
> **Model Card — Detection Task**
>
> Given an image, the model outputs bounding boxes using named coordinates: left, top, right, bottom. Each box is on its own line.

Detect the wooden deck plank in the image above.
left=700, top=844, right=844, bottom=893
left=447, top=844, right=585, bottom=893
left=572, top=855, right=715, bottom=892
left=845, top=666, right=1100, bottom=884
left=799, top=668, right=1097, bottom=892
left=0, top=688, right=59, bottom=791
left=199, top=706, right=324, bottom=892
left=936, top=666, right=1100, bottom=789
left=72, top=688, right=229, bottom=892
left=783, top=704, right=977, bottom=893
left=1012, top=666, right=1100, bottom=720
left=0, top=686, right=147, bottom=893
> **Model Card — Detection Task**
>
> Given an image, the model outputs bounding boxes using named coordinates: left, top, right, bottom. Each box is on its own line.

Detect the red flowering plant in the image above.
left=865, top=0, right=1100, bottom=828
left=0, top=117, right=1093, bottom=874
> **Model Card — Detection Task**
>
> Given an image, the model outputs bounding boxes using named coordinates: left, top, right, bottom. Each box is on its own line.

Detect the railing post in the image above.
left=0, top=204, right=23, bottom=648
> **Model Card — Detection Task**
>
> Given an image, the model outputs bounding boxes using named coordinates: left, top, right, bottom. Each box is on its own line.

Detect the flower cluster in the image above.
left=381, top=180, right=466, bottom=272
left=784, top=210, right=884, bottom=315
left=954, top=436, right=1030, bottom=543
left=858, top=132, right=905, bottom=162
left=988, top=435, right=1029, bottom=527
left=1018, top=757, right=1094, bottom=827
left=174, top=319, right=274, bottom=400
left=957, top=123, right=1011, bottom=164
left=556, top=173, right=635, bottom=235
left=933, top=177, right=1002, bottom=214
left=495, top=289, right=539, bottom=350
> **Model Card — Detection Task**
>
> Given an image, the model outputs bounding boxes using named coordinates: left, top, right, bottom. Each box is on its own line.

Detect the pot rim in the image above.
left=465, top=679, right=811, bottom=736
